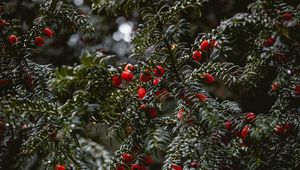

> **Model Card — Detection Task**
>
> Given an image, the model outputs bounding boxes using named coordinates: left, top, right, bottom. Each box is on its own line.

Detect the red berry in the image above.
left=153, top=78, right=160, bottom=86
left=131, top=164, right=146, bottom=170
left=121, top=70, right=134, bottom=82
left=210, top=39, right=217, bottom=48
left=274, top=125, right=285, bottom=135
left=153, top=65, right=165, bottom=77
left=241, top=125, right=251, bottom=139
left=225, top=120, right=232, bottom=131
left=192, top=50, right=202, bottom=62
left=139, top=104, right=147, bottom=111
left=112, top=76, right=122, bottom=87
left=143, top=155, right=154, bottom=165
left=171, top=164, right=183, bottom=170
left=283, top=13, right=293, bottom=21
left=8, top=35, right=18, bottom=44
left=202, top=73, right=215, bottom=84
left=200, top=40, right=210, bottom=52
left=43, top=27, right=54, bottom=37
left=0, top=19, right=8, bottom=26
left=196, top=93, right=207, bottom=102
left=263, top=36, right=275, bottom=47
left=190, top=161, right=198, bottom=168
left=271, top=82, right=279, bottom=92
left=140, top=69, right=152, bottom=82
left=116, top=165, right=125, bottom=170
left=121, top=153, right=134, bottom=164
left=0, top=80, right=10, bottom=87
left=245, top=112, right=256, bottom=123
left=148, top=108, right=158, bottom=118
left=295, top=85, right=300, bottom=95
left=125, top=64, right=134, bottom=71
left=284, top=123, right=294, bottom=131
left=55, top=165, right=65, bottom=170
left=34, top=36, right=44, bottom=46
left=137, top=87, right=147, bottom=99
left=177, top=109, right=185, bottom=120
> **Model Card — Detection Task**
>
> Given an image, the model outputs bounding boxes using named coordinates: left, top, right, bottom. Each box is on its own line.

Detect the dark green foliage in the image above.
left=1, top=0, right=300, bottom=169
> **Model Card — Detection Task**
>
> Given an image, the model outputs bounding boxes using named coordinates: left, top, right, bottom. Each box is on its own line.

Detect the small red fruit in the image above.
left=241, top=125, right=251, bottom=139
left=271, top=82, right=279, bottom=92
left=121, top=70, right=134, bottom=82
left=143, top=155, right=154, bottom=165
left=131, top=164, right=146, bottom=170
left=0, top=19, right=8, bottom=26
left=139, top=104, right=147, bottom=111
left=274, top=125, right=285, bottom=135
left=192, top=50, right=202, bottom=62
left=283, top=13, right=293, bottom=21
left=200, top=40, right=210, bottom=52
left=171, top=164, right=183, bottom=170
left=140, top=69, right=152, bottom=82
left=116, top=165, right=125, bottom=170
left=34, top=36, right=45, bottom=46
left=8, top=35, right=18, bottom=44
left=153, top=78, right=160, bottom=86
left=125, top=64, right=134, bottom=71
left=137, top=87, right=147, bottom=99
left=284, top=123, right=294, bottom=132
left=225, top=120, right=232, bottom=131
left=202, top=73, right=215, bottom=84
left=112, top=76, right=122, bottom=87
left=210, top=39, right=217, bottom=48
left=177, top=109, right=185, bottom=120
left=153, top=65, right=165, bottom=77
left=245, top=112, right=256, bottom=123
left=43, top=27, right=54, bottom=37
left=148, top=107, right=158, bottom=118
left=295, top=85, right=300, bottom=95
left=190, top=161, right=198, bottom=168
left=121, top=153, right=134, bottom=164
left=55, top=165, right=65, bottom=170
left=263, top=36, right=275, bottom=47
left=196, top=93, right=207, bottom=102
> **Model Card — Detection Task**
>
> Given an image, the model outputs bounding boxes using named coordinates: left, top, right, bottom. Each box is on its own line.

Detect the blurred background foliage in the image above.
left=1, top=0, right=252, bottom=66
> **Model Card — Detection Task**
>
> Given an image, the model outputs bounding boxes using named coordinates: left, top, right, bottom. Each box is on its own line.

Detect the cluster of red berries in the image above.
left=177, top=93, right=207, bottom=121
left=116, top=153, right=153, bottom=170
left=273, top=123, right=294, bottom=136
left=117, top=153, right=198, bottom=170
left=271, top=82, right=300, bottom=96
left=7, top=27, right=54, bottom=46
left=111, top=64, right=167, bottom=100
left=225, top=112, right=294, bottom=145
left=224, top=112, right=256, bottom=145
left=192, top=39, right=218, bottom=63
